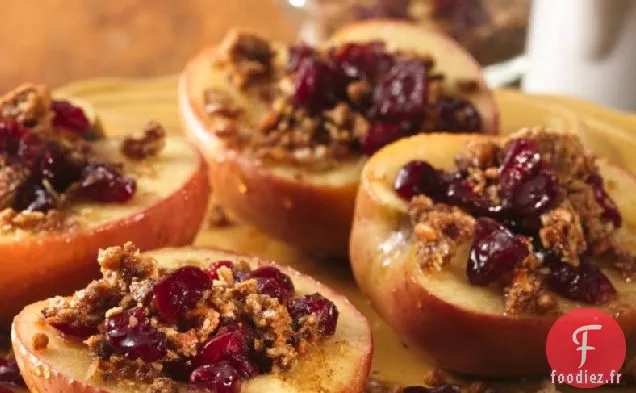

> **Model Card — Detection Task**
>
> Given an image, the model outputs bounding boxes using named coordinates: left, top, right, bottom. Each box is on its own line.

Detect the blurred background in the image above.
left=0, top=0, right=298, bottom=91
left=2, top=0, right=636, bottom=110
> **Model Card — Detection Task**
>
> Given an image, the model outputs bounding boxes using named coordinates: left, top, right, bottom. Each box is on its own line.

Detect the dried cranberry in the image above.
left=48, top=321, right=97, bottom=339
left=51, top=100, right=91, bottom=135
left=194, top=327, right=257, bottom=380
left=287, top=293, right=339, bottom=336
left=587, top=174, right=621, bottom=228
left=293, top=57, right=345, bottom=112
left=0, top=358, right=25, bottom=386
left=104, top=307, right=167, bottom=362
left=0, top=119, right=27, bottom=156
left=206, top=260, right=235, bottom=281
left=547, top=262, right=617, bottom=304
left=445, top=179, right=505, bottom=219
left=498, top=138, right=558, bottom=216
left=152, top=266, right=211, bottom=321
left=79, top=162, right=136, bottom=203
left=191, top=362, right=241, bottom=393
left=288, top=44, right=315, bottom=73
left=370, top=58, right=431, bottom=122
left=361, top=122, right=410, bottom=155
left=16, top=132, right=44, bottom=167
left=34, top=144, right=81, bottom=191
left=394, top=160, right=447, bottom=200
left=432, top=95, right=482, bottom=132
left=467, top=218, right=529, bottom=285
left=241, top=266, right=295, bottom=303
left=331, top=41, right=393, bottom=80
left=13, top=182, right=55, bottom=212
left=194, top=329, right=248, bottom=367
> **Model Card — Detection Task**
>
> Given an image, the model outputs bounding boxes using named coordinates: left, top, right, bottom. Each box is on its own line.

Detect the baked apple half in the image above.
left=0, top=84, right=208, bottom=323
left=179, top=21, right=498, bottom=255
left=12, top=244, right=372, bottom=393
left=350, top=127, right=636, bottom=376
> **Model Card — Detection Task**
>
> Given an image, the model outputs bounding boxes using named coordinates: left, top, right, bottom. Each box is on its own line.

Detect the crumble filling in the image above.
left=203, top=31, right=487, bottom=170
left=397, top=127, right=634, bottom=314
left=0, top=84, right=166, bottom=234
left=41, top=243, right=339, bottom=393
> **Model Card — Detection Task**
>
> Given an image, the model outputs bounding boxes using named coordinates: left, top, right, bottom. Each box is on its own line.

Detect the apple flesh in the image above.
left=12, top=247, right=373, bottom=393
left=349, top=133, right=636, bottom=376
left=179, top=21, right=498, bottom=255
left=0, top=136, right=209, bottom=324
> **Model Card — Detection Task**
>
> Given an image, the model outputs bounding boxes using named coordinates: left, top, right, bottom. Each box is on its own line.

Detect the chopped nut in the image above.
left=504, top=269, right=556, bottom=315
left=539, top=201, right=586, bottom=266
left=215, top=30, right=274, bottom=88
left=0, top=84, right=52, bottom=130
left=409, top=196, right=475, bottom=272
left=121, top=121, right=166, bottom=160
left=32, top=333, right=49, bottom=350
left=0, top=165, right=30, bottom=209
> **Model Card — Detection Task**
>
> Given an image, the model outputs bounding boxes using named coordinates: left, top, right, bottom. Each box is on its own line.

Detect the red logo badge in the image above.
left=546, top=308, right=626, bottom=388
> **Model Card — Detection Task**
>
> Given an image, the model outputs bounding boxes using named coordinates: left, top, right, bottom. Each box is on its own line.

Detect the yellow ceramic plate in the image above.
left=13, top=78, right=631, bottom=393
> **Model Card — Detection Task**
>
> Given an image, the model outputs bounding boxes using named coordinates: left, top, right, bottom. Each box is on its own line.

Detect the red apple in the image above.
left=0, top=135, right=209, bottom=324
left=179, top=21, right=498, bottom=255
left=12, top=247, right=373, bottom=393
left=349, top=132, right=636, bottom=376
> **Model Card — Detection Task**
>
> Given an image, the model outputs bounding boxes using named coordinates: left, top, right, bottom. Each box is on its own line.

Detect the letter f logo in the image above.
left=572, top=324, right=602, bottom=368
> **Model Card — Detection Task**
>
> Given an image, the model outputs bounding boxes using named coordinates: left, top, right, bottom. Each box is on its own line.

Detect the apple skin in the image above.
left=179, top=21, right=498, bottom=256
left=349, top=133, right=636, bottom=376
left=12, top=248, right=373, bottom=393
left=0, top=139, right=209, bottom=324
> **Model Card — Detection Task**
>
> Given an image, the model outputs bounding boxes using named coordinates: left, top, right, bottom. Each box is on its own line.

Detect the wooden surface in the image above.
left=48, top=78, right=636, bottom=392
left=0, top=0, right=297, bottom=92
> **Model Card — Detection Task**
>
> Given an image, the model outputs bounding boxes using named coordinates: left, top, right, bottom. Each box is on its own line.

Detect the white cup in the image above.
left=523, top=0, right=636, bottom=111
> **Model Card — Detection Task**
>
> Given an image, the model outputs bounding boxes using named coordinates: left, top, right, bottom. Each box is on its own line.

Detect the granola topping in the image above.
left=205, top=31, right=487, bottom=171
left=121, top=121, right=166, bottom=160
left=0, top=84, right=166, bottom=234
left=397, top=127, right=633, bottom=314
left=42, top=243, right=339, bottom=392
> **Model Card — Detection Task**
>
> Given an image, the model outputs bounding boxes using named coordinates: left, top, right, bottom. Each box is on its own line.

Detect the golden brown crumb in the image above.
left=409, top=196, right=475, bottom=272
left=0, top=208, right=73, bottom=234
left=511, top=127, right=597, bottom=186
left=149, top=378, right=179, bottom=393
left=121, top=121, right=166, bottom=160
left=214, top=30, right=274, bottom=88
left=567, top=181, right=616, bottom=247
left=31, top=333, right=49, bottom=351
left=504, top=269, right=556, bottom=315
left=454, top=139, right=500, bottom=169
left=540, top=201, right=586, bottom=266
left=0, top=84, right=52, bottom=130
left=0, top=165, right=30, bottom=210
